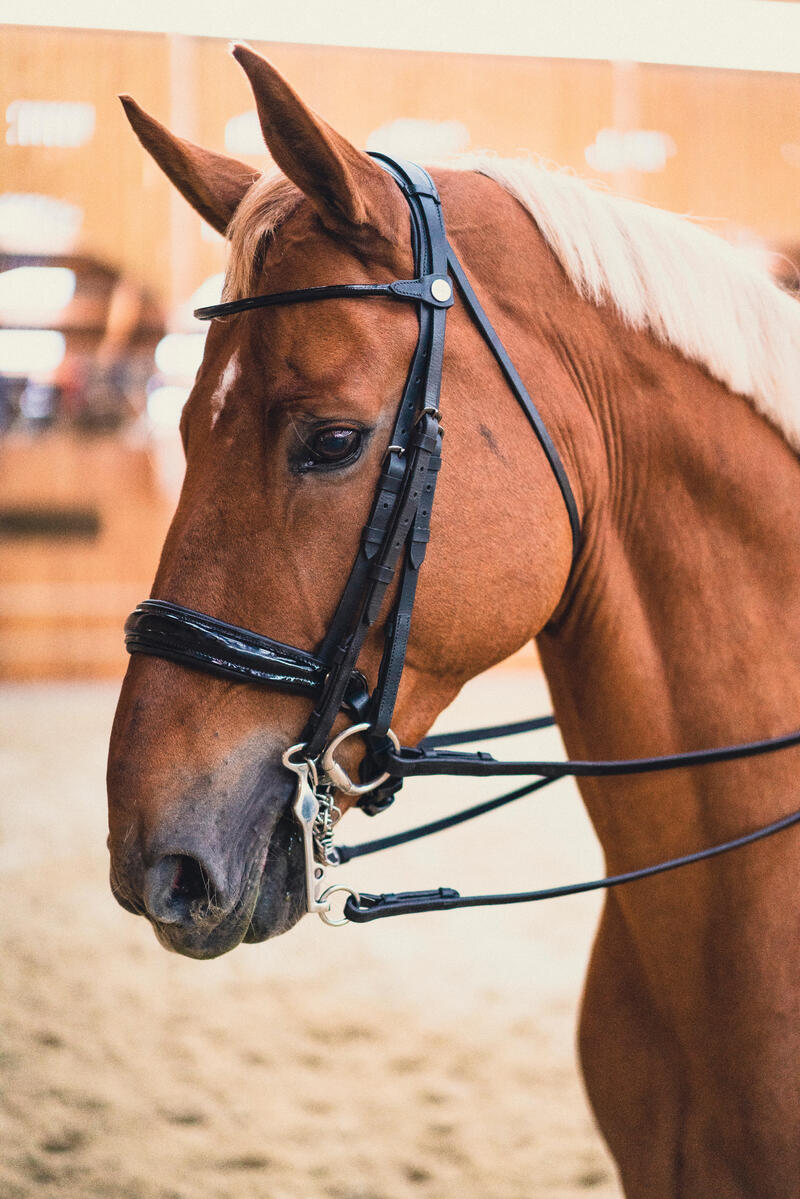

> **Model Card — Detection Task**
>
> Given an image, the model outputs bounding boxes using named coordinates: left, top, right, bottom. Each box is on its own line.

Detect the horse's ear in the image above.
left=119, top=95, right=259, bottom=235
left=231, top=44, right=401, bottom=244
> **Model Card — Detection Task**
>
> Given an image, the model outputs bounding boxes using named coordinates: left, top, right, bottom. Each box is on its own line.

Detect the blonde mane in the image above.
left=465, top=154, right=800, bottom=450
left=226, top=157, right=800, bottom=450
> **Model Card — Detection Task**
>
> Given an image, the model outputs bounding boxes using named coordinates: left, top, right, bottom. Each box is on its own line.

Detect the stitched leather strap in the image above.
left=382, top=725, right=800, bottom=778
left=343, top=804, right=800, bottom=921
left=367, top=421, right=442, bottom=740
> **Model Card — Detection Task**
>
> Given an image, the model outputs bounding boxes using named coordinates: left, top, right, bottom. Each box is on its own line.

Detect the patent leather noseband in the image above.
left=125, top=599, right=330, bottom=696
left=125, top=153, right=800, bottom=926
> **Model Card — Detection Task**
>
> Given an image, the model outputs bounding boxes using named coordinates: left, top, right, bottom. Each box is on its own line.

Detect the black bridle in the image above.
left=125, top=154, right=800, bottom=926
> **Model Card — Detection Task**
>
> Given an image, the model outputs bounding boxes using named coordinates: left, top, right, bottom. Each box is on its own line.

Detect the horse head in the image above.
left=107, top=45, right=578, bottom=958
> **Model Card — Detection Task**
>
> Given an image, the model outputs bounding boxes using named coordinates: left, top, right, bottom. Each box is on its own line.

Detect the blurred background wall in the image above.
left=1, top=20, right=799, bottom=679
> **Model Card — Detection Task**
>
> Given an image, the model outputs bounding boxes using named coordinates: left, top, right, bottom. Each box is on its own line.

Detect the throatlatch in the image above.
left=125, top=154, right=800, bottom=927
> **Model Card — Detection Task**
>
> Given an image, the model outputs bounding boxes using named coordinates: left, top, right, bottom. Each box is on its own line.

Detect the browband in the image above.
left=194, top=274, right=456, bottom=320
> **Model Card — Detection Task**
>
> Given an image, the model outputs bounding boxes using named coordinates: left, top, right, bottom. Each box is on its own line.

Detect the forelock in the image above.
left=224, top=171, right=304, bottom=300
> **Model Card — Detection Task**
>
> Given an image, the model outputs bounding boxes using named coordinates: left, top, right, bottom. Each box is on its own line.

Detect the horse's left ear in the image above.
left=231, top=44, right=403, bottom=245
left=120, top=95, right=259, bottom=234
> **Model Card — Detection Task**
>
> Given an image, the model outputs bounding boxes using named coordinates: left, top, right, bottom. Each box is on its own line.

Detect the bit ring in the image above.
left=318, top=884, right=360, bottom=927
left=320, top=723, right=400, bottom=796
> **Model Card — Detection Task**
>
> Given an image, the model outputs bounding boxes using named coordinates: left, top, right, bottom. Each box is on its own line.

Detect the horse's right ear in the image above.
left=119, top=96, right=259, bottom=235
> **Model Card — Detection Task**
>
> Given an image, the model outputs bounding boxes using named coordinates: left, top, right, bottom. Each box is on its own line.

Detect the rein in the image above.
left=125, top=154, right=800, bottom=927
left=332, top=715, right=800, bottom=922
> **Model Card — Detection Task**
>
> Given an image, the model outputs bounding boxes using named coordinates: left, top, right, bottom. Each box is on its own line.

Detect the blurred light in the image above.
left=189, top=273, right=225, bottom=310
left=6, top=100, right=95, bottom=148
left=147, top=385, right=189, bottom=429
left=0, top=329, right=66, bottom=376
left=224, top=110, right=264, bottom=156
left=0, top=193, right=83, bottom=253
left=585, top=128, right=676, bottom=173
left=19, top=380, right=57, bottom=421
left=781, top=144, right=800, bottom=170
left=175, top=275, right=225, bottom=330
left=154, top=332, right=206, bottom=379
left=0, top=266, right=76, bottom=319
left=367, top=118, right=470, bottom=161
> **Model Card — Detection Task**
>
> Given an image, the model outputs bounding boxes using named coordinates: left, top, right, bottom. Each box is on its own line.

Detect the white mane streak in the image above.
left=459, top=155, right=800, bottom=451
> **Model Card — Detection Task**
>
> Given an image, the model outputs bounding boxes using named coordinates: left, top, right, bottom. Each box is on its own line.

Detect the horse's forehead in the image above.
left=191, top=301, right=413, bottom=434
left=195, top=201, right=417, bottom=413
left=259, top=200, right=401, bottom=287
left=262, top=303, right=408, bottom=391
left=211, top=301, right=413, bottom=408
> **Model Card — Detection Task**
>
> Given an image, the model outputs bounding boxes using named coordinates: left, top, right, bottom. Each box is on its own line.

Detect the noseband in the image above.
left=125, top=154, right=800, bottom=926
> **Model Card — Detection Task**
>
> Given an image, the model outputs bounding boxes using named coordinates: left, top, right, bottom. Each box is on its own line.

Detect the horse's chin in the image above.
left=149, top=806, right=308, bottom=959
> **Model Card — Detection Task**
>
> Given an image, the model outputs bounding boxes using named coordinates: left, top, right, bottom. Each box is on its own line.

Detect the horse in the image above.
left=107, top=44, right=800, bottom=1196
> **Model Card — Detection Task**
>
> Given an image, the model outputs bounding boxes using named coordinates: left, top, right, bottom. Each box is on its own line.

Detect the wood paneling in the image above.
left=0, top=434, right=172, bottom=678
left=4, top=25, right=797, bottom=310
left=1, top=26, right=798, bottom=678
left=0, top=28, right=173, bottom=300
left=636, top=64, right=800, bottom=240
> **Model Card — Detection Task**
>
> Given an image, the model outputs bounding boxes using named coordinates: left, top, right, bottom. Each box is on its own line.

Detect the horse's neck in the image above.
left=537, top=314, right=800, bottom=870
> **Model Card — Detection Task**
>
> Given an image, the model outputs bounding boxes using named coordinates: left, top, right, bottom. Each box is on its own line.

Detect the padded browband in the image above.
left=125, top=599, right=330, bottom=696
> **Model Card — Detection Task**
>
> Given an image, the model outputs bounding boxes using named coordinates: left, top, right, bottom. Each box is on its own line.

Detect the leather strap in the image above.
left=367, top=406, right=442, bottom=740
left=301, top=157, right=450, bottom=761
left=334, top=776, right=555, bottom=864
left=381, top=726, right=800, bottom=778
left=125, top=599, right=325, bottom=695
left=420, top=714, right=556, bottom=749
left=445, top=247, right=581, bottom=560
left=343, top=804, right=800, bottom=922
left=194, top=275, right=454, bottom=320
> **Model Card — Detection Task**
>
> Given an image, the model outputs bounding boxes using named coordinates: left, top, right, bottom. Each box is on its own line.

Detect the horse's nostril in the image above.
left=143, top=854, right=221, bottom=925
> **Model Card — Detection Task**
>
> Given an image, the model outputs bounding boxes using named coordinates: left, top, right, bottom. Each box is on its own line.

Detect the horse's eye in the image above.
left=306, top=426, right=362, bottom=466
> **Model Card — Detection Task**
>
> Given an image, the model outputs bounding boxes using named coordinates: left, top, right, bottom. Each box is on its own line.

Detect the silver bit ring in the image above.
left=320, top=723, right=400, bottom=796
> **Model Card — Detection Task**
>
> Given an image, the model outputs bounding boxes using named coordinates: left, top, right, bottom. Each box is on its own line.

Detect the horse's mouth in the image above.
left=117, top=804, right=309, bottom=960
left=243, top=803, right=309, bottom=943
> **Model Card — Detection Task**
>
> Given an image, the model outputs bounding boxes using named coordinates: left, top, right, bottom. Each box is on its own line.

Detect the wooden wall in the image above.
left=2, top=25, right=800, bottom=311
left=1, top=25, right=799, bottom=678
left=0, top=435, right=173, bottom=678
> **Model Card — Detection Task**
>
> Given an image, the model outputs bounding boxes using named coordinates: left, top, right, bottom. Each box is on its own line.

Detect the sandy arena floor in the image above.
left=0, top=671, right=621, bottom=1199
